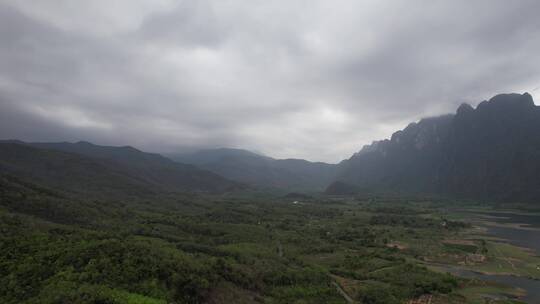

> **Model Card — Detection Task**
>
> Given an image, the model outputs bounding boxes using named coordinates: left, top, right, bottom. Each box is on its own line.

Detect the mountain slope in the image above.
left=0, top=141, right=243, bottom=197
left=0, top=143, right=153, bottom=198
left=331, top=93, right=540, bottom=202
left=169, top=148, right=337, bottom=191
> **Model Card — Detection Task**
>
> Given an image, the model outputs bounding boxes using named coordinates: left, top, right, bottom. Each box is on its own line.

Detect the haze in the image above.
left=1, top=0, right=540, bottom=162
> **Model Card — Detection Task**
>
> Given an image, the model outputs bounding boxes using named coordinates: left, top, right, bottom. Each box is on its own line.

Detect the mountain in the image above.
left=0, top=141, right=243, bottom=197
left=169, top=148, right=337, bottom=191
left=330, top=93, right=540, bottom=202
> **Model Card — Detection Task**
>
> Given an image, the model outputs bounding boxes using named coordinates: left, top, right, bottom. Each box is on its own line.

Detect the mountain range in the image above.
left=330, top=93, right=540, bottom=202
left=0, top=141, right=243, bottom=198
left=168, top=148, right=337, bottom=191
left=1, top=92, right=539, bottom=202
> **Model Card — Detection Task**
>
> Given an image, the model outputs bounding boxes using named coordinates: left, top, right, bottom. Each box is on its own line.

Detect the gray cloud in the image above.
left=1, top=0, right=540, bottom=162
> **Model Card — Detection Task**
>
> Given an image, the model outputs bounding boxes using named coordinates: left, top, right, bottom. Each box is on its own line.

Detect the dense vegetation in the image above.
left=2, top=139, right=533, bottom=303
left=2, top=170, right=497, bottom=304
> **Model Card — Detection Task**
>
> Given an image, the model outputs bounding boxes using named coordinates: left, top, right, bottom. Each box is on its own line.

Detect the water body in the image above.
left=439, top=265, right=540, bottom=303
left=474, top=274, right=540, bottom=303
left=461, top=211, right=540, bottom=303
left=487, top=225, right=540, bottom=253
left=478, top=211, right=540, bottom=253
left=477, top=211, right=540, bottom=227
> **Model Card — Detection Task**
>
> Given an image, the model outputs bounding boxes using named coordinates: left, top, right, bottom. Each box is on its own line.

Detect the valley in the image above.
left=2, top=1, right=540, bottom=302
left=2, top=93, right=540, bottom=303
left=2, top=173, right=538, bottom=303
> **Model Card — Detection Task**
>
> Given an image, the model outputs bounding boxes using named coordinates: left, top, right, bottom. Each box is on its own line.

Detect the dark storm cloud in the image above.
left=1, top=0, right=540, bottom=162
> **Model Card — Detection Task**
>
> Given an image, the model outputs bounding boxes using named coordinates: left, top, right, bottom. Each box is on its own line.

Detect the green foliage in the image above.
left=369, top=214, right=468, bottom=230
left=0, top=221, right=215, bottom=304
left=443, top=243, right=478, bottom=254
left=357, top=282, right=400, bottom=304
left=0, top=175, right=467, bottom=303
left=331, top=248, right=458, bottom=302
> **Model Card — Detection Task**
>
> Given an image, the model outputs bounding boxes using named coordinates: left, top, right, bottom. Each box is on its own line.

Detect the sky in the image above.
left=1, top=1, right=540, bottom=163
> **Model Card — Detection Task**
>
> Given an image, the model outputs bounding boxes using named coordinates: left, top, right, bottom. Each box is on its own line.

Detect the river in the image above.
left=479, top=211, right=540, bottom=252
left=463, top=211, right=540, bottom=303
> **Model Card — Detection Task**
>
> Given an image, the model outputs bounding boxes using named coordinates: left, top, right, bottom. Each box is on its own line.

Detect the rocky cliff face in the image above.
left=330, top=93, right=540, bottom=202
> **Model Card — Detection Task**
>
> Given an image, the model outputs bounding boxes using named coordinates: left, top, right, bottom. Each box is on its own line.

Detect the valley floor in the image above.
left=1, top=178, right=538, bottom=304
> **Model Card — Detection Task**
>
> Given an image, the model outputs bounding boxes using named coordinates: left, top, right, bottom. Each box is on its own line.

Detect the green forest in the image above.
left=1, top=173, right=529, bottom=304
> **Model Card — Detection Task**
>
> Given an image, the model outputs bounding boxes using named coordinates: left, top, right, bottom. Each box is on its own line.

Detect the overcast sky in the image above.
left=1, top=1, right=540, bottom=163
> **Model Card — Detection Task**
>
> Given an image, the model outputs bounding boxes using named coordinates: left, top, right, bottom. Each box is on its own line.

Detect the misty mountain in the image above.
left=329, top=93, right=540, bottom=202
left=169, top=148, right=337, bottom=191
left=0, top=141, right=243, bottom=197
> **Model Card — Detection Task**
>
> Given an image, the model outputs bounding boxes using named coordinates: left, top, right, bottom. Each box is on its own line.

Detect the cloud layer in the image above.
left=1, top=0, right=540, bottom=162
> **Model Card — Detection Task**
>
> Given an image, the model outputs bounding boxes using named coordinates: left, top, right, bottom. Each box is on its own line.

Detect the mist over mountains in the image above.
left=330, top=93, right=540, bottom=202
left=1, top=92, right=539, bottom=202
left=169, top=148, right=337, bottom=192
left=0, top=141, right=243, bottom=198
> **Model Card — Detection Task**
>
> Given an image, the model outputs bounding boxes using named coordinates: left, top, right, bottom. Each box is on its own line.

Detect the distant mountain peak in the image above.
left=75, top=140, right=93, bottom=145
left=0, top=140, right=243, bottom=195
left=456, top=103, right=474, bottom=115
left=332, top=92, right=540, bottom=202
left=477, top=92, right=535, bottom=111
left=489, top=92, right=533, bottom=103
left=0, top=139, right=26, bottom=145
left=169, top=147, right=337, bottom=191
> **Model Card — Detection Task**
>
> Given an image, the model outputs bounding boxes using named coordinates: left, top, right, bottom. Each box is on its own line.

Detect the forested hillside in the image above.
left=0, top=142, right=243, bottom=197
left=171, top=148, right=337, bottom=191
